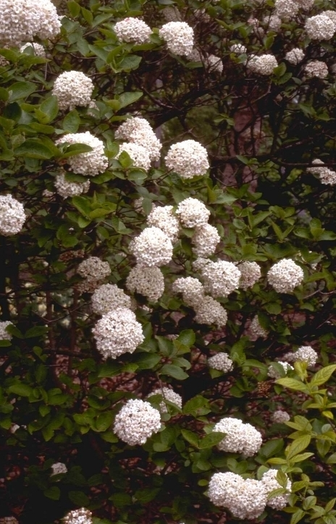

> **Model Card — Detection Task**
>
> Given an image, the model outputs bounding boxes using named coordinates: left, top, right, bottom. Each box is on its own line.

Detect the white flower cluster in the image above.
left=305, top=60, right=328, bottom=79
left=63, top=508, right=93, bottom=524
left=263, top=14, right=282, bottom=32
left=92, top=307, right=144, bottom=359
left=272, top=410, right=291, bottom=423
left=307, top=159, right=336, bottom=185
left=322, top=11, right=336, bottom=25
left=91, top=283, right=132, bottom=315
left=295, top=0, right=314, bottom=9
left=172, top=276, right=205, bottom=307
left=267, top=361, right=294, bottom=379
left=56, top=132, right=108, bottom=176
left=0, top=0, right=61, bottom=47
left=146, top=205, right=180, bottom=242
left=130, top=227, right=173, bottom=267
left=175, top=198, right=210, bottom=228
left=305, top=15, right=336, bottom=41
left=117, top=142, right=151, bottom=171
left=51, top=462, right=67, bottom=476
left=285, top=48, right=305, bottom=64
left=113, top=399, right=161, bottom=445
left=230, top=43, right=247, bottom=54
left=274, top=0, right=299, bottom=19
left=200, top=260, right=241, bottom=298
left=247, top=54, right=278, bottom=75
left=248, top=315, right=268, bottom=339
left=194, top=296, right=228, bottom=328
left=114, top=17, right=152, bottom=44
left=0, top=321, right=13, bottom=340
left=290, top=345, right=318, bottom=368
left=238, top=261, right=261, bottom=290
left=147, top=387, right=182, bottom=413
left=267, top=258, right=304, bottom=293
left=126, top=265, right=164, bottom=301
left=20, top=42, right=46, bottom=57
left=208, top=352, right=233, bottom=373
left=208, top=472, right=267, bottom=519
left=77, top=256, right=111, bottom=293
left=262, top=469, right=292, bottom=510
left=206, top=54, right=223, bottom=73
left=192, top=224, right=220, bottom=257
left=164, top=139, right=209, bottom=179
left=0, top=195, right=26, bottom=236
left=52, top=71, right=94, bottom=111
left=212, top=417, right=263, bottom=457
left=54, top=173, right=90, bottom=198
left=115, top=117, right=162, bottom=162
left=159, top=21, right=194, bottom=56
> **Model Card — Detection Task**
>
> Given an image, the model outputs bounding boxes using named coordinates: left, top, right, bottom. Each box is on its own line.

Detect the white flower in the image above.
left=147, top=387, right=182, bottom=413
left=146, top=205, right=180, bottom=242
left=321, top=10, right=336, bottom=26
left=77, top=257, right=111, bottom=281
left=208, top=353, right=233, bottom=373
left=126, top=265, right=164, bottom=301
left=92, top=307, right=144, bottom=359
left=113, top=399, right=161, bottom=445
left=192, top=224, right=220, bottom=257
left=63, top=508, right=93, bottom=524
left=206, top=54, right=223, bottom=73
left=248, top=315, right=268, bottom=339
left=272, top=410, right=291, bottom=423
left=52, top=71, right=94, bottom=111
left=194, top=296, right=228, bottom=327
left=54, top=172, right=90, bottom=198
left=91, top=283, right=132, bottom=315
left=305, top=15, right=336, bottom=41
left=274, top=0, right=299, bottom=19
left=159, top=21, right=194, bottom=56
left=267, top=258, right=304, bottom=293
left=247, top=54, right=278, bottom=75
left=295, top=0, right=314, bottom=9
left=175, top=198, right=210, bottom=228
left=262, top=469, right=292, bottom=509
left=115, top=117, right=162, bottom=162
left=230, top=43, right=247, bottom=54
left=0, top=321, right=13, bottom=340
left=213, top=417, right=262, bottom=457
left=285, top=48, right=305, bottom=64
left=114, top=17, right=152, bottom=44
left=56, top=132, right=108, bottom=176
left=238, top=261, right=261, bottom=290
left=267, top=361, right=294, bottom=379
left=165, top=140, right=209, bottom=179
left=20, top=42, right=46, bottom=56
left=291, top=345, right=318, bottom=368
left=208, top=472, right=245, bottom=507
left=130, top=227, right=173, bottom=267
left=0, top=195, right=26, bottom=236
left=307, top=159, right=336, bottom=184
left=0, top=0, right=61, bottom=47
left=117, top=142, right=151, bottom=171
left=172, top=276, right=205, bottom=307
left=263, top=14, right=282, bottom=31
left=304, top=60, right=328, bottom=79
left=200, top=260, right=241, bottom=298
left=51, top=462, right=67, bottom=476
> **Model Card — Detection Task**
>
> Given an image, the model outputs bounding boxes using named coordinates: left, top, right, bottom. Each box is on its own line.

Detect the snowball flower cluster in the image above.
left=248, top=315, right=268, bottom=339
left=267, top=258, right=304, bottom=293
left=322, top=10, right=336, bottom=25
left=126, top=265, right=165, bottom=301
left=175, top=198, right=210, bottom=228
left=130, top=227, right=173, bottom=267
left=63, top=508, right=93, bottom=524
left=194, top=296, right=228, bottom=328
left=56, top=132, right=108, bottom=176
left=212, top=417, right=262, bottom=457
left=272, top=410, right=291, bottom=423
left=0, top=195, right=26, bottom=236
left=263, top=14, right=282, bottom=32
left=20, top=42, right=46, bottom=57
left=0, top=321, right=13, bottom=340
left=274, top=0, right=299, bottom=19
left=200, top=260, right=241, bottom=298
left=77, top=256, right=111, bottom=292
left=115, top=117, right=162, bottom=162
left=165, top=140, right=209, bottom=179
left=206, top=54, right=223, bottom=73
left=290, top=345, right=318, bottom=368
left=230, top=43, right=247, bottom=54
left=208, top=352, right=233, bottom=373
left=0, top=0, right=61, bottom=47
left=238, top=261, right=261, bottom=290
left=208, top=472, right=267, bottom=519
left=285, top=48, right=305, bottom=64
left=113, top=399, right=161, bottom=445
left=192, top=224, right=220, bottom=257
left=172, top=276, right=205, bottom=307
left=50, top=462, right=67, bottom=476
left=147, top=387, right=182, bottom=413
left=267, top=361, right=294, bottom=379
left=247, top=54, right=278, bottom=75
left=147, top=205, right=180, bottom=242
left=117, top=142, right=151, bottom=171
left=114, top=17, right=152, bottom=44
left=52, top=71, right=94, bottom=111
left=305, top=60, right=328, bottom=79
left=91, top=283, right=132, bottom=315
left=54, top=172, right=90, bottom=198
left=92, top=307, right=144, bottom=359
left=262, top=469, right=292, bottom=509
left=307, top=159, right=336, bottom=185
left=159, top=22, right=194, bottom=56
left=305, top=15, right=336, bottom=41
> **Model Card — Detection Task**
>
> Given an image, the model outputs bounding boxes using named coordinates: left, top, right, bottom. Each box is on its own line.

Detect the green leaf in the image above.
left=118, top=91, right=143, bottom=109
left=183, top=395, right=211, bottom=416
left=134, top=353, right=161, bottom=370
left=15, top=139, right=59, bottom=159
left=176, top=329, right=195, bottom=348
left=68, top=0, right=81, bottom=17
left=8, top=383, right=33, bottom=397
left=60, top=143, right=93, bottom=158
left=72, top=196, right=92, bottom=217
left=311, top=365, right=336, bottom=387
left=199, top=432, right=225, bottom=449
left=290, top=509, right=306, bottom=524
left=95, top=412, right=113, bottom=432
left=63, top=110, right=81, bottom=133
left=118, top=55, right=142, bottom=71
left=181, top=429, right=199, bottom=448
left=276, top=378, right=309, bottom=393
left=286, top=435, right=311, bottom=460
left=9, top=81, right=36, bottom=101
left=160, top=364, right=188, bottom=380
left=25, top=326, right=48, bottom=338
left=44, top=486, right=61, bottom=500
left=69, top=491, right=90, bottom=506
left=37, top=96, right=59, bottom=123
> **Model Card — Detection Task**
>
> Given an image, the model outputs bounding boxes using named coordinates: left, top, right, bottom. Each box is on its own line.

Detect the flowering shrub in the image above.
left=2, top=0, right=336, bottom=523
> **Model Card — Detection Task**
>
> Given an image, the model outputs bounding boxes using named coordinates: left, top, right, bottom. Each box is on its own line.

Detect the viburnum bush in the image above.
left=2, top=0, right=336, bottom=523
